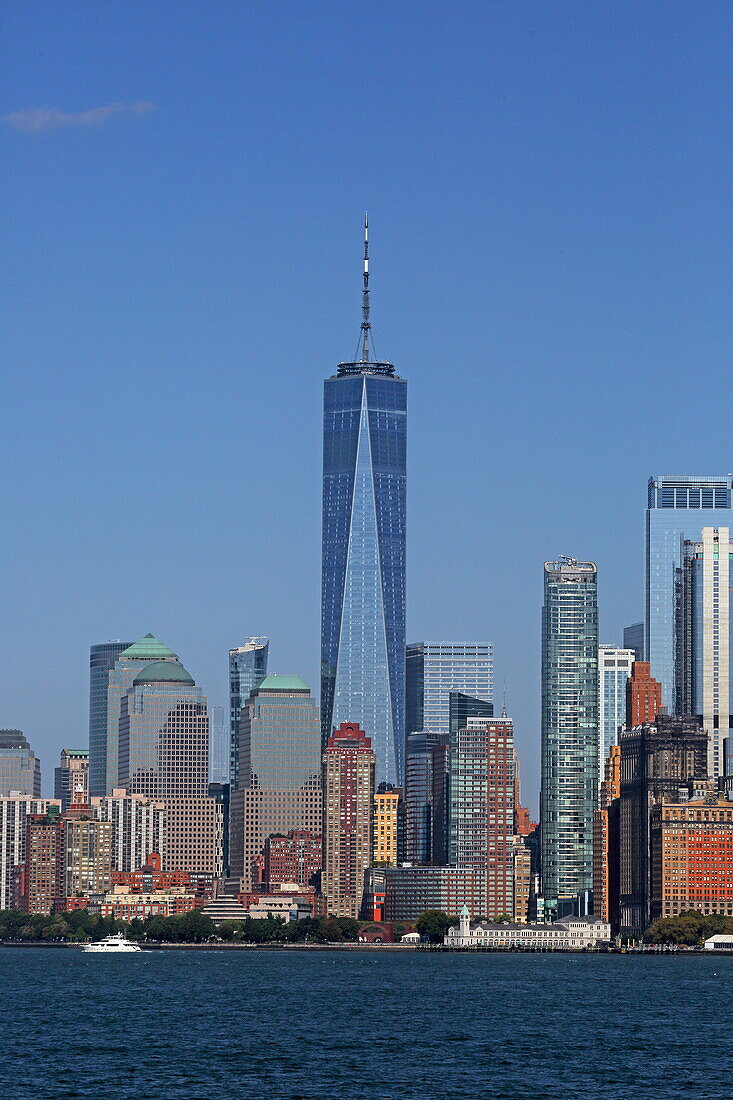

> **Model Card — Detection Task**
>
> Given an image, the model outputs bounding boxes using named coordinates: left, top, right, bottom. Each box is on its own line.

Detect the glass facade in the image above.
left=228, top=639, right=268, bottom=790
left=541, top=559, right=599, bottom=911
left=677, top=527, right=733, bottom=777
left=404, top=731, right=448, bottom=863
left=598, top=645, right=634, bottom=783
left=405, top=642, right=493, bottom=736
left=321, top=365, right=406, bottom=786
left=646, top=475, right=733, bottom=709
left=88, top=641, right=132, bottom=797
left=0, top=730, right=41, bottom=797
left=623, top=622, right=644, bottom=662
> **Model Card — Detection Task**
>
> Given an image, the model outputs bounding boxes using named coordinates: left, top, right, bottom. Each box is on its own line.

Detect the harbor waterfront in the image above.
left=1, top=950, right=731, bottom=1099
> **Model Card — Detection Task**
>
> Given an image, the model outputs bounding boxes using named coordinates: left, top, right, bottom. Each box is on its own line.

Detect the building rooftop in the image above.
left=257, top=674, right=309, bottom=693
left=120, top=634, right=178, bottom=661
left=133, top=661, right=195, bottom=686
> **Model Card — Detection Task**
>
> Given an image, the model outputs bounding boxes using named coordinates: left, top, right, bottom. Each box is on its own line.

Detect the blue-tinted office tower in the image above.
left=646, top=475, right=733, bottom=709
left=89, top=640, right=133, bottom=797
left=321, top=219, right=407, bottom=785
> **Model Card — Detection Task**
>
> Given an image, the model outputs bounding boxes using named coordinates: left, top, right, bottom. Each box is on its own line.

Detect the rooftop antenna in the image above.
left=501, top=681, right=508, bottom=719
left=360, top=212, right=370, bottom=362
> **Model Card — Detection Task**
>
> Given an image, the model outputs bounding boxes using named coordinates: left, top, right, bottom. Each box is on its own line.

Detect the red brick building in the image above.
left=322, top=723, right=376, bottom=919
left=264, top=830, right=322, bottom=890
left=626, top=662, right=662, bottom=727
left=651, top=792, right=733, bottom=921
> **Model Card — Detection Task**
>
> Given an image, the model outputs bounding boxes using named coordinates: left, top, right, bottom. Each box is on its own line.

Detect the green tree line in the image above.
left=643, top=911, right=733, bottom=946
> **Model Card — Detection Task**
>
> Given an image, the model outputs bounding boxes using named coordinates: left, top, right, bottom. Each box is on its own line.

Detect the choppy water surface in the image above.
left=1, top=948, right=730, bottom=1099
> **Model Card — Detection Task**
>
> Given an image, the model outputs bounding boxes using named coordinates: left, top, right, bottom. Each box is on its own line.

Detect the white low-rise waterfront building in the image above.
left=444, top=905, right=611, bottom=949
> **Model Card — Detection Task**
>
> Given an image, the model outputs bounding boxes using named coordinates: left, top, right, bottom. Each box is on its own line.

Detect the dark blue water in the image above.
left=2, top=948, right=730, bottom=1099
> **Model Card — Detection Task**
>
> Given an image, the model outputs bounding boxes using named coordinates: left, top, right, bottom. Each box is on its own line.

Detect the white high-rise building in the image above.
left=678, top=526, right=733, bottom=777
left=0, top=795, right=60, bottom=908
left=406, top=643, right=493, bottom=735
left=92, top=789, right=167, bottom=872
left=597, top=645, right=635, bottom=782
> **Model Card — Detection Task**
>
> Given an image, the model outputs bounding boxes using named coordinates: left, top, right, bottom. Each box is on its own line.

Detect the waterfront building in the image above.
left=228, top=639, right=269, bottom=790
left=404, top=731, right=448, bottom=863
left=321, top=220, right=407, bottom=786
left=20, top=809, right=61, bottom=914
left=444, top=908, right=611, bottom=949
left=322, top=722, right=376, bottom=918
left=623, top=622, right=644, bottom=662
left=91, top=789, right=166, bottom=872
left=229, top=676, right=322, bottom=890
left=449, top=715, right=516, bottom=920
left=592, top=745, right=621, bottom=926
left=98, top=885, right=202, bottom=920
left=382, top=866, right=484, bottom=921
left=626, top=661, right=662, bottom=728
left=598, top=646, right=635, bottom=784
left=264, top=830, right=322, bottom=890
left=619, top=715, right=708, bottom=937
left=405, top=643, right=493, bottom=737
left=110, top=853, right=215, bottom=899
left=541, top=558, right=599, bottom=914
left=0, top=796, right=60, bottom=909
left=512, top=838, right=531, bottom=923
left=676, top=527, right=733, bottom=777
left=651, top=787, right=733, bottom=922
left=54, top=749, right=89, bottom=813
left=60, top=812, right=113, bottom=902
left=373, top=784, right=403, bottom=866
left=0, top=731, right=41, bottom=798
left=88, top=641, right=132, bottom=797
left=646, top=474, right=733, bottom=710
left=104, top=635, right=179, bottom=793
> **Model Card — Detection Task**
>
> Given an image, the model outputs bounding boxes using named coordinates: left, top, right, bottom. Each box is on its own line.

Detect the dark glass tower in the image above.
left=88, top=641, right=132, bottom=797
left=321, top=219, right=407, bottom=785
left=228, top=638, right=269, bottom=790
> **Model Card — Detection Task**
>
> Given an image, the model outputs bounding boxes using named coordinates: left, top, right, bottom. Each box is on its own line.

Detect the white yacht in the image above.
left=82, top=933, right=142, bottom=953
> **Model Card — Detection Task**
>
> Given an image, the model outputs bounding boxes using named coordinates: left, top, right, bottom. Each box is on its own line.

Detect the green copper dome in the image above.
left=133, top=660, right=195, bottom=686
left=257, top=674, right=309, bottom=692
left=120, top=634, right=178, bottom=661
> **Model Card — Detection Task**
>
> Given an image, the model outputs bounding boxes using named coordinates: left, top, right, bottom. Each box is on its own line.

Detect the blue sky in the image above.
left=2, top=1, right=733, bottom=808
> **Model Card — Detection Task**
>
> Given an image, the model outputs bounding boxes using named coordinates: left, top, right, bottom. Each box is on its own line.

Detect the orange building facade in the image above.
left=593, top=745, right=621, bottom=924
left=651, top=795, right=733, bottom=921
left=626, top=662, right=662, bottom=727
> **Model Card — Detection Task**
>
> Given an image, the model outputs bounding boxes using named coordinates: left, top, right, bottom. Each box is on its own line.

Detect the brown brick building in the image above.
left=322, top=723, right=375, bottom=918
left=651, top=789, right=733, bottom=921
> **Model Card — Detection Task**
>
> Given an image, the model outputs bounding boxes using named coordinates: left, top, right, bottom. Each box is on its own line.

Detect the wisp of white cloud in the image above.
left=3, top=101, right=157, bottom=132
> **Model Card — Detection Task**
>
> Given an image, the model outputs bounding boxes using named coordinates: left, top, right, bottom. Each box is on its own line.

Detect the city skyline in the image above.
left=4, top=4, right=733, bottom=814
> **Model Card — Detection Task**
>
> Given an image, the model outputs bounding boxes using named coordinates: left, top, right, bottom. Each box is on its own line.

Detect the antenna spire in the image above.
left=360, top=212, right=370, bottom=362
left=501, top=681, right=508, bottom=719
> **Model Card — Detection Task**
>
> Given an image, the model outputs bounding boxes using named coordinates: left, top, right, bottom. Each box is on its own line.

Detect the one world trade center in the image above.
left=321, top=218, right=407, bottom=785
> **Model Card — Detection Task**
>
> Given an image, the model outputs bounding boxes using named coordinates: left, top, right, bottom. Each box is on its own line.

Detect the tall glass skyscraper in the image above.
left=321, top=220, right=406, bottom=785
left=229, top=638, right=269, bottom=790
left=646, top=475, right=733, bottom=709
left=677, top=527, right=733, bottom=777
left=541, top=558, right=599, bottom=913
left=406, top=642, right=493, bottom=735
left=88, top=641, right=132, bottom=797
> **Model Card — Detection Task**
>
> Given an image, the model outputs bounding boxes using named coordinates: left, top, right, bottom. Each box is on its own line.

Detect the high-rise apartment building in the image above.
left=322, top=722, right=376, bottom=918
left=92, top=789, right=166, bottom=872
left=20, top=809, right=62, bottom=914
left=373, top=784, right=403, bottom=866
left=623, top=623, right=644, bottom=662
left=54, top=749, right=89, bottom=813
left=592, top=745, right=621, bottom=925
left=263, top=830, right=322, bottom=891
left=0, top=731, right=41, bottom=797
left=598, top=646, right=635, bottom=784
left=541, top=558, right=599, bottom=914
left=229, top=676, right=322, bottom=889
left=626, top=661, right=662, bottom=728
left=677, top=527, right=733, bottom=777
left=448, top=716, right=516, bottom=921
left=59, top=811, right=113, bottom=903
left=104, top=635, right=179, bottom=793
left=228, top=639, right=268, bottom=790
left=650, top=788, right=733, bottom=922
left=646, top=475, right=733, bottom=709
left=619, top=715, right=708, bottom=937
left=0, top=796, right=60, bottom=909
left=321, top=221, right=406, bottom=786
left=88, top=641, right=132, bottom=797
left=405, top=643, right=493, bottom=736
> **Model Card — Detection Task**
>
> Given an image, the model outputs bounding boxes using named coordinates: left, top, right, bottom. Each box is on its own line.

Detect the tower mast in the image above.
left=360, top=213, right=370, bottom=363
